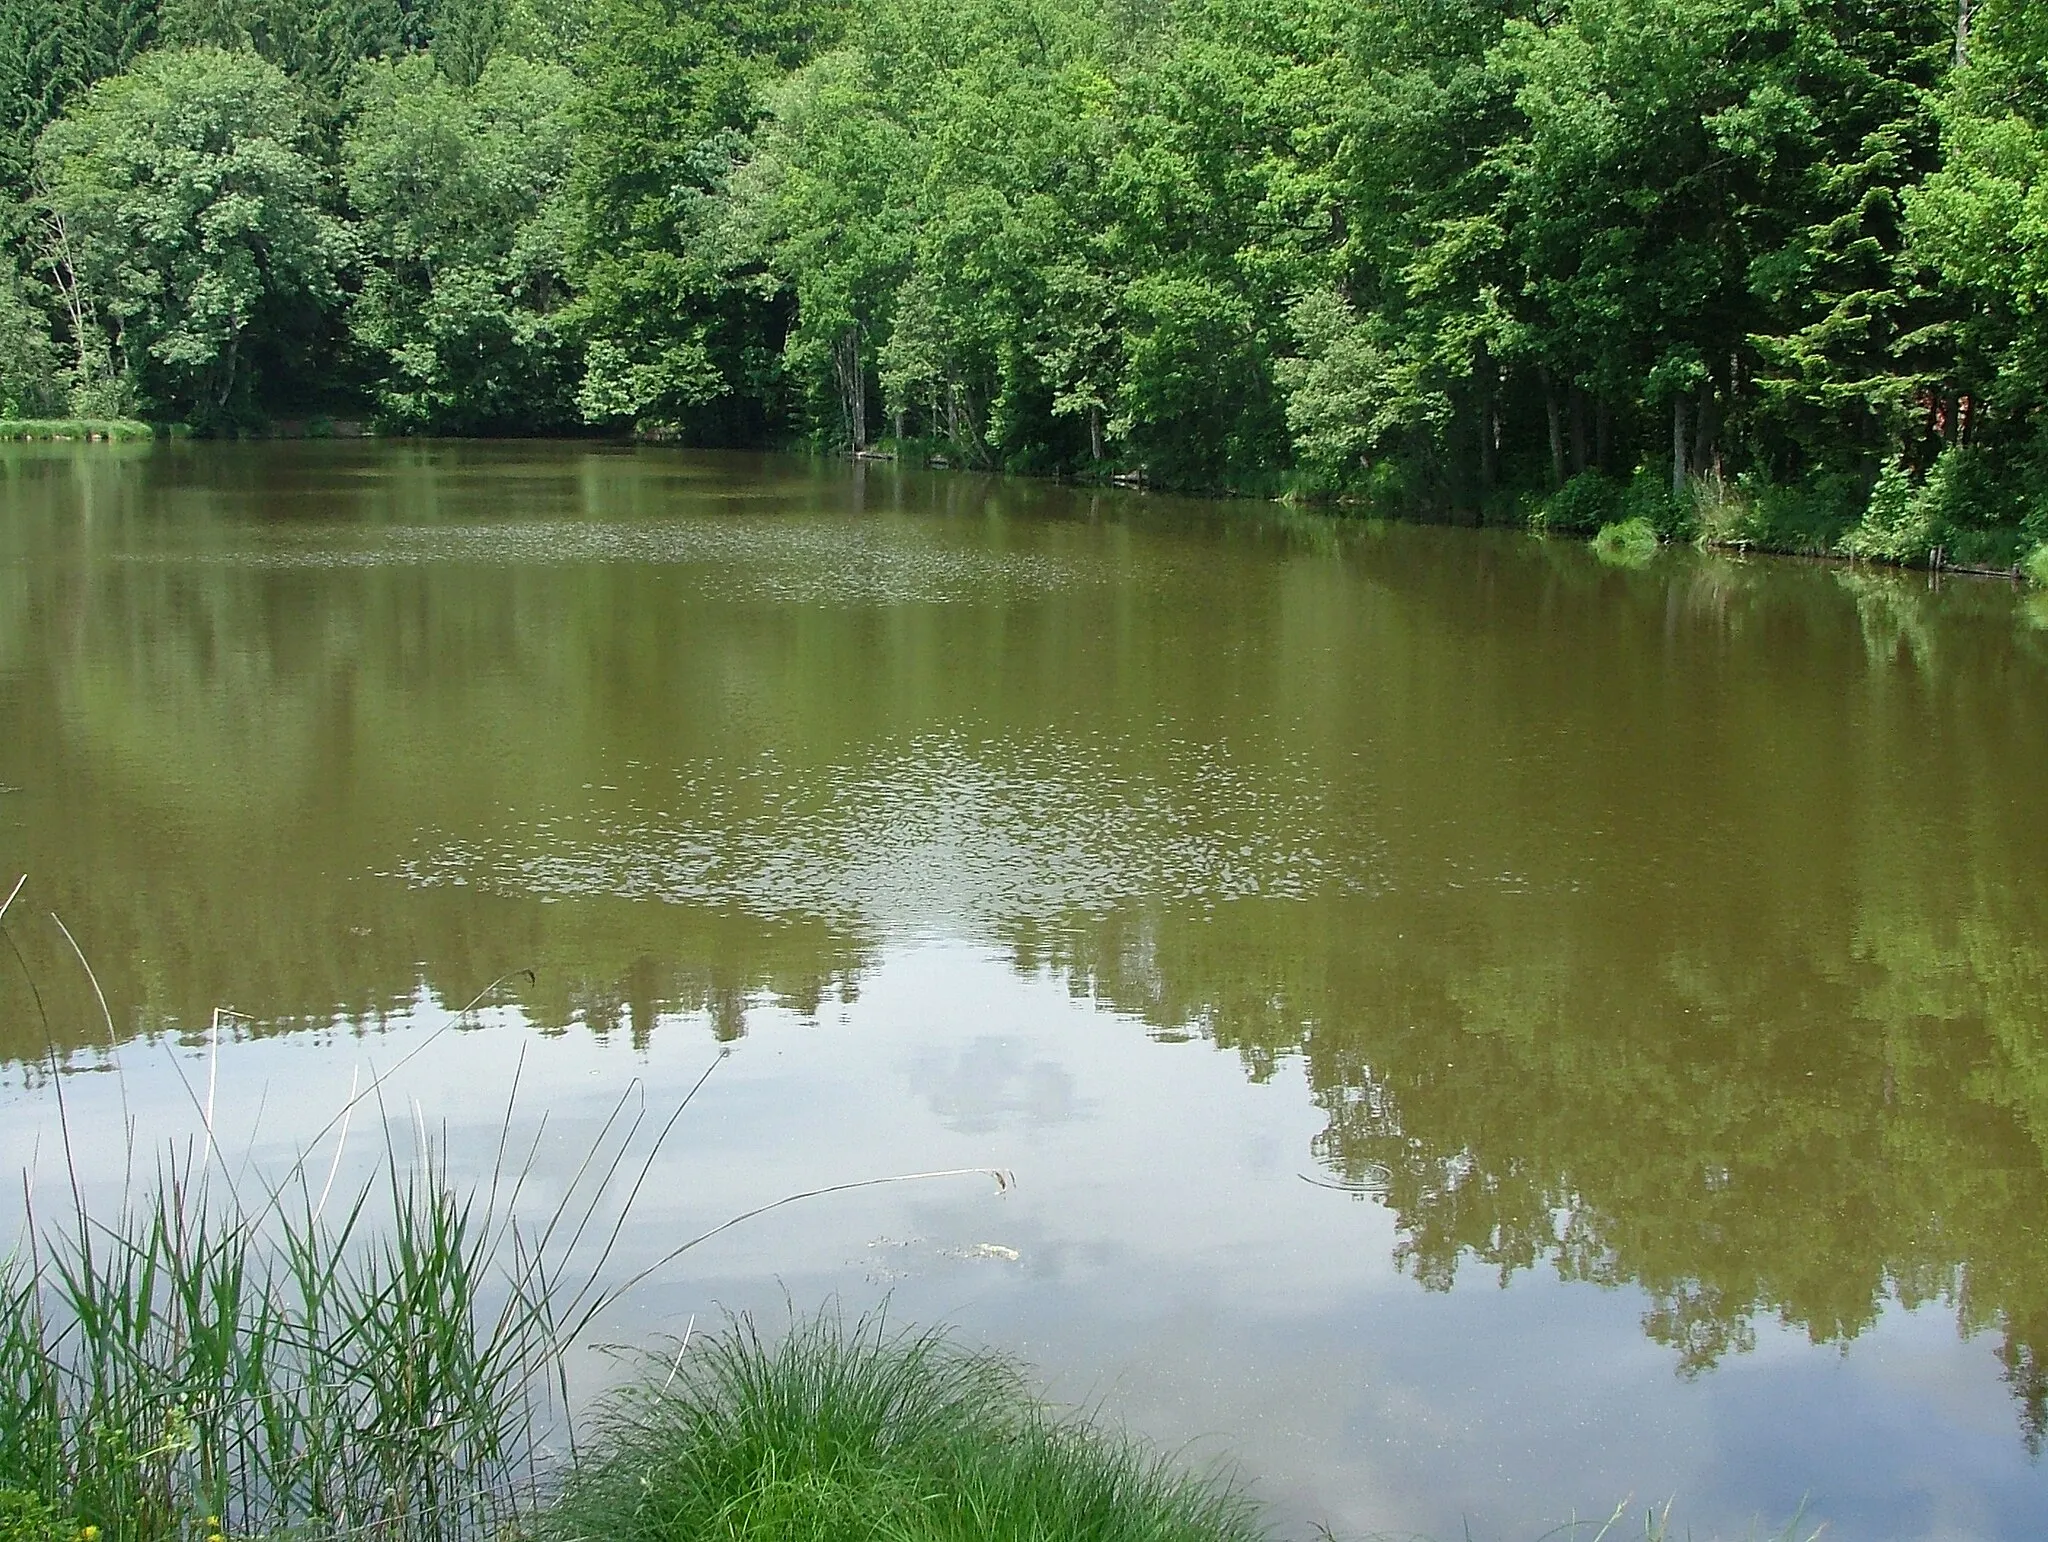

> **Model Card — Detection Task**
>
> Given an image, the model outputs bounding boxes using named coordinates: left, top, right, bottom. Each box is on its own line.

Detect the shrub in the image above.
left=1838, top=459, right=1934, bottom=564
left=0, top=419, right=155, bottom=441
left=1534, top=471, right=1623, bottom=534
left=2025, top=543, right=2048, bottom=588
left=1733, top=471, right=1866, bottom=555
left=1617, top=466, right=1683, bottom=537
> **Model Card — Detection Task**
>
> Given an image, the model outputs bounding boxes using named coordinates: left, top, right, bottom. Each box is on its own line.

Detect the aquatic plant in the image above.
left=542, top=1312, right=1271, bottom=1542
left=1590, top=517, right=1659, bottom=567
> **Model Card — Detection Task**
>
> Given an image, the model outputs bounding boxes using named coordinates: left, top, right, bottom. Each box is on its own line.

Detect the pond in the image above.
left=2, top=440, right=2046, bottom=1540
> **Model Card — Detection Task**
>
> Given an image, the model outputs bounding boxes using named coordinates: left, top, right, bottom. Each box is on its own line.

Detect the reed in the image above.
left=0, top=1136, right=575, bottom=1542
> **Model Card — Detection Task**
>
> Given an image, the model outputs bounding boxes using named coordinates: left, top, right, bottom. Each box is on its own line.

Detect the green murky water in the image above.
left=3, top=440, right=2047, bottom=1538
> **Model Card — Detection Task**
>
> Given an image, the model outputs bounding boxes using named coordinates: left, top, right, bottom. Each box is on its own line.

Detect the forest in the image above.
left=3, top=0, right=2047, bottom=562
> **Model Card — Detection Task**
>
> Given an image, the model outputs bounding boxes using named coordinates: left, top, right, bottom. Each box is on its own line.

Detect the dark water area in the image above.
left=3, top=440, right=2047, bottom=1539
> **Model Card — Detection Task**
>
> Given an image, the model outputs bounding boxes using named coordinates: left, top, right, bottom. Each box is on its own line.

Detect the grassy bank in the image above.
left=0, top=419, right=158, bottom=442
left=0, top=1170, right=1270, bottom=1542
left=546, top=1315, right=1266, bottom=1542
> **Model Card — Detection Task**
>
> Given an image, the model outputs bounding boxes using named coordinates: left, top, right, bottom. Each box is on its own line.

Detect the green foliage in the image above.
left=0, top=0, right=160, bottom=201
left=1535, top=471, right=1622, bottom=534
left=1276, top=290, right=1413, bottom=487
left=156, top=0, right=411, bottom=113
left=1733, top=470, right=1870, bottom=555
left=562, top=0, right=835, bottom=440
left=2026, top=542, right=2048, bottom=587
left=343, top=51, right=579, bottom=432
left=1908, top=0, right=2048, bottom=425
left=0, top=257, right=62, bottom=417
left=1838, top=458, right=1934, bottom=563
left=0, top=0, right=2031, bottom=528
left=544, top=1314, right=1270, bottom=1542
left=33, top=46, right=346, bottom=427
left=0, top=1491, right=65, bottom=1542
left=1619, top=464, right=1683, bottom=537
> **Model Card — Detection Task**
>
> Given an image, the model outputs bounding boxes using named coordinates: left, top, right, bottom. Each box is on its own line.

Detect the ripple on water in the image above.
left=122, top=519, right=1095, bottom=605
left=389, top=731, right=1390, bottom=932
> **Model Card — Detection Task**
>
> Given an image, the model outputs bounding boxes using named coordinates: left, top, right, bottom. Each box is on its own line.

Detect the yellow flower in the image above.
left=79, top=1528, right=100, bottom=1542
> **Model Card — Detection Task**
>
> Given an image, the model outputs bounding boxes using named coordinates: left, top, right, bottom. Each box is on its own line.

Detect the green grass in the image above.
left=1590, top=517, right=1660, bottom=567
left=543, top=1313, right=1271, bottom=1542
left=0, top=419, right=157, bottom=442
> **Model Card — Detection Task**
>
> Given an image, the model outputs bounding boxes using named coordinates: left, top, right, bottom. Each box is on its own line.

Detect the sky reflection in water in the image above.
left=2, top=440, right=2046, bottom=1539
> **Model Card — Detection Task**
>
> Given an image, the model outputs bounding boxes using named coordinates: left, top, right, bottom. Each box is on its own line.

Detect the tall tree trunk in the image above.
left=834, top=327, right=866, bottom=450
left=1957, top=0, right=1972, bottom=65
left=1476, top=351, right=1498, bottom=490
left=1595, top=399, right=1613, bottom=471
left=1088, top=403, right=1105, bottom=463
left=1569, top=385, right=1589, bottom=476
left=40, top=208, right=103, bottom=393
left=1671, top=394, right=1689, bottom=498
left=1542, top=369, right=1565, bottom=489
left=218, top=311, right=241, bottom=411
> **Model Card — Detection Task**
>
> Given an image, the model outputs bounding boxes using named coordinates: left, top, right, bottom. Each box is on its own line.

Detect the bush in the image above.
left=1733, top=471, right=1866, bottom=555
left=545, top=1314, right=1270, bottom=1542
left=1534, top=471, right=1623, bottom=534
left=2026, top=543, right=2048, bottom=587
left=1620, top=466, right=1685, bottom=537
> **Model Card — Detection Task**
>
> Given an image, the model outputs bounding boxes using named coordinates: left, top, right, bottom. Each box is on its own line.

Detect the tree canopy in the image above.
left=3, top=0, right=2045, bottom=564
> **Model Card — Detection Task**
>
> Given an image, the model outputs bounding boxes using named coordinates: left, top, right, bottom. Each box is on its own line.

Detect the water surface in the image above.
left=3, top=441, right=2046, bottom=1539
